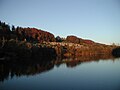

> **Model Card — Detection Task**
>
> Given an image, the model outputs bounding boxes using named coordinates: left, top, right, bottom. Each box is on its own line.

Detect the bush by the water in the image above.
left=0, top=39, right=56, bottom=61
left=112, top=47, right=120, bottom=57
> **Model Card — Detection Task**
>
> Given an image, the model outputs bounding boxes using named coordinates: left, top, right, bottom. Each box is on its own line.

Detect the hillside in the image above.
left=0, top=21, right=55, bottom=43
left=0, top=21, right=101, bottom=45
left=0, top=21, right=119, bottom=61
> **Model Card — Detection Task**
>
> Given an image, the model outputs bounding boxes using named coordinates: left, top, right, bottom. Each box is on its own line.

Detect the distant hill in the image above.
left=66, top=35, right=95, bottom=45
left=0, top=21, right=105, bottom=45
left=0, top=21, right=119, bottom=60
left=0, top=21, right=55, bottom=43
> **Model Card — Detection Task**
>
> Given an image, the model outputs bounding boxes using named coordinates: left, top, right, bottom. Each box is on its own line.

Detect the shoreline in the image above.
left=0, top=40, right=119, bottom=62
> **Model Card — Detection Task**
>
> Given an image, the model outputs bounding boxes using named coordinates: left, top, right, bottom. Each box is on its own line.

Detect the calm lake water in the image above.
left=0, top=57, right=120, bottom=90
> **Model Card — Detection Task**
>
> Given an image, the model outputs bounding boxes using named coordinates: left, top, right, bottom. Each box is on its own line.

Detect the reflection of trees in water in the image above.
left=55, top=54, right=115, bottom=68
left=0, top=61, right=54, bottom=82
left=0, top=54, right=117, bottom=82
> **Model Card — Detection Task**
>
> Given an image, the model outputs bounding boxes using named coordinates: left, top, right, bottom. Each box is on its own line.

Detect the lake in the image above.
left=0, top=57, right=120, bottom=90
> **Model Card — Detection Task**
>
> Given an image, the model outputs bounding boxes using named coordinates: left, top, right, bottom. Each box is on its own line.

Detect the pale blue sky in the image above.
left=0, top=0, right=120, bottom=44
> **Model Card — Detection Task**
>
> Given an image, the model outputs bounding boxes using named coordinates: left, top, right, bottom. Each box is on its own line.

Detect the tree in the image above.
left=0, top=21, right=1, bottom=25
left=12, top=25, right=15, bottom=32
left=56, top=36, right=62, bottom=42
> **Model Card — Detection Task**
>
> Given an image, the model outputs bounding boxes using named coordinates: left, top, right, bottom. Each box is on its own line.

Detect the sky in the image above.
left=0, top=0, right=120, bottom=44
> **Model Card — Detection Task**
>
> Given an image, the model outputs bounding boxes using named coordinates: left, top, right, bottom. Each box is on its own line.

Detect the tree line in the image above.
left=0, top=21, right=55, bottom=43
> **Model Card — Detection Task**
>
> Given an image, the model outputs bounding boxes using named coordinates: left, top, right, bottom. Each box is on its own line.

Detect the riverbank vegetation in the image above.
left=0, top=21, right=120, bottom=61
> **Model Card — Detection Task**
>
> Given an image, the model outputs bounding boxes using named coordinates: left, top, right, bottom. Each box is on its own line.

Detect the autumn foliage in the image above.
left=0, top=21, right=55, bottom=43
left=66, top=35, right=95, bottom=45
left=0, top=21, right=119, bottom=60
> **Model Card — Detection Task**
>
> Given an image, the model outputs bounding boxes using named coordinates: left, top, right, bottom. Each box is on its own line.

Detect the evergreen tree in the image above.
left=12, top=25, right=15, bottom=32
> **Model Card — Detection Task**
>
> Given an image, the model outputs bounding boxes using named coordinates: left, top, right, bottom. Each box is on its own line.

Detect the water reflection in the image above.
left=0, top=60, right=54, bottom=82
left=55, top=54, right=114, bottom=68
left=0, top=54, right=117, bottom=82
